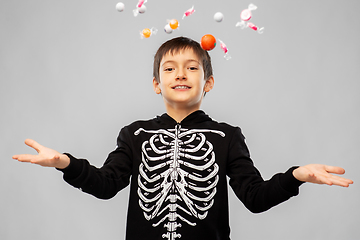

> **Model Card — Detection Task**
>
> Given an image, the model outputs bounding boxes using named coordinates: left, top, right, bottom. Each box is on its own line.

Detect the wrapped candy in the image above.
left=163, top=19, right=179, bottom=34
left=235, top=3, right=256, bottom=28
left=137, top=0, right=146, bottom=8
left=218, top=39, right=231, bottom=60
left=236, top=21, right=264, bottom=34
left=169, top=19, right=179, bottom=29
left=240, top=3, right=257, bottom=21
left=235, top=3, right=264, bottom=34
left=247, top=22, right=264, bottom=34
left=140, top=27, right=157, bottom=39
left=164, top=24, right=173, bottom=34
left=182, top=5, right=195, bottom=19
left=133, top=0, right=147, bottom=16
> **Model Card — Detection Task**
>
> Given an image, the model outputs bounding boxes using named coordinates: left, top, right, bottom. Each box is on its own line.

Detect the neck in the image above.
left=166, top=106, right=200, bottom=123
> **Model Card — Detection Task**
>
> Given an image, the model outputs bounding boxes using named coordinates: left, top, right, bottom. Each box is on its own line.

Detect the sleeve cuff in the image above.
left=280, top=166, right=305, bottom=194
left=56, top=153, right=83, bottom=179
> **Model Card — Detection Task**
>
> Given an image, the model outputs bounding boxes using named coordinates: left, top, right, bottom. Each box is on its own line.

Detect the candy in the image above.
left=141, top=28, right=151, bottom=38
left=240, top=3, right=257, bottom=21
left=164, top=19, right=179, bottom=33
left=164, top=24, right=173, bottom=34
left=235, top=3, right=264, bottom=34
left=200, top=34, right=216, bottom=51
left=182, top=5, right=195, bottom=19
left=138, top=5, right=146, bottom=13
left=133, top=0, right=147, bottom=16
left=169, top=19, right=179, bottom=29
left=218, top=39, right=231, bottom=60
left=236, top=21, right=264, bottom=33
left=214, top=12, right=224, bottom=22
left=137, top=0, right=146, bottom=8
left=116, top=2, right=125, bottom=12
left=140, top=27, right=157, bottom=39
left=236, top=3, right=257, bottom=27
left=247, top=22, right=264, bottom=33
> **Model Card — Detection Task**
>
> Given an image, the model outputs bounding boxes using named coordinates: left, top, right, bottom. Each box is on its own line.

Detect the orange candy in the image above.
left=142, top=28, right=151, bottom=38
left=169, top=19, right=179, bottom=29
left=200, top=34, right=216, bottom=51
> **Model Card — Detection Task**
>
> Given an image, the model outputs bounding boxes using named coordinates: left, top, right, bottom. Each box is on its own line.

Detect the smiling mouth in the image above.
left=173, top=85, right=191, bottom=89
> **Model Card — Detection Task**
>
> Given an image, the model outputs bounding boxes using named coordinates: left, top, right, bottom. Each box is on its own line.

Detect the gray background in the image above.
left=1, top=0, right=359, bottom=239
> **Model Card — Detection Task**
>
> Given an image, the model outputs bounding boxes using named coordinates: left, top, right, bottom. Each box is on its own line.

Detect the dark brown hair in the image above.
left=153, top=36, right=213, bottom=82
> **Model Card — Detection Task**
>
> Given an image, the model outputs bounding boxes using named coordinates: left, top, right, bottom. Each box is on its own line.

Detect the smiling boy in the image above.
left=152, top=37, right=214, bottom=122
left=13, top=37, right=353, bottom=240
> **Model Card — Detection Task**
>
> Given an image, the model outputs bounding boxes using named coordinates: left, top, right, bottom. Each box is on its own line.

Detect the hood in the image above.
left=155, top=110, right=212, bottom=126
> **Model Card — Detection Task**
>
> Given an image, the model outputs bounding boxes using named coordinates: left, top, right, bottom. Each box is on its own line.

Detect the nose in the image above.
left=176, top=69, right=186, bottom=80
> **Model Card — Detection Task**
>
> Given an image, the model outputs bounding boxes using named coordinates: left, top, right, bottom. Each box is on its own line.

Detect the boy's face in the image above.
left=153, top=48, right=214, bottom=112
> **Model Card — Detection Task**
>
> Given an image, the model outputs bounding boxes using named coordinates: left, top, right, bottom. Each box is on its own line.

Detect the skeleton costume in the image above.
left=58, top=110, right=303, bottom=240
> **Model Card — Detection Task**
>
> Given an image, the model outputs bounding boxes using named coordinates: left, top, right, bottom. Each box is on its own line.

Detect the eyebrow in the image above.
left=161, top=59, right=200, bottom=67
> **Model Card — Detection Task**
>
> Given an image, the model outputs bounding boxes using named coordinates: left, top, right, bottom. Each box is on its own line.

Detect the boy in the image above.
left=13, top=37, right=353, bottom=240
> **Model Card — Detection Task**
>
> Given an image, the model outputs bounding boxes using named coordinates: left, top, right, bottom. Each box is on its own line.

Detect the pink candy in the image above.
left=240, top=9, right=252, bottom=21
left=218, top=39, right=231, bottom=60
left=182, top=5, right=195, bottom=19
left=236, top=3, right=264, bottom=34
left=137, top=0, right=145, bottom=8
left=240, top=3, right=257, bottom=21
left=247, top=22, right=257, bottom=31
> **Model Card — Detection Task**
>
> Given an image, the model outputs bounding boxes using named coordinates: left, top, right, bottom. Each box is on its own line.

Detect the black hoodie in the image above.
left=59, top=110, right=303, bottom=240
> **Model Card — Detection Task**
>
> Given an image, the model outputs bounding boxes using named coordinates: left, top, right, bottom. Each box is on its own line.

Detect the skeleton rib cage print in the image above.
left=134, top=124, right=226, bottom=240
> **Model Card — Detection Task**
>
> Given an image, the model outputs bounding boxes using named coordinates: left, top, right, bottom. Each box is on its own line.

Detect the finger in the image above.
left=316, top=173, right=353, bottom=187
left=328, top=175, right=354, bottom=187
left=312, top=174, right=333, bottom=185
left=328, top=178, right=353, bottom=187
left=24, top=139, right=43, bottom=153
left=324, top=165, right=345, bottom=175
left=14, top=154, right=36, bottom=162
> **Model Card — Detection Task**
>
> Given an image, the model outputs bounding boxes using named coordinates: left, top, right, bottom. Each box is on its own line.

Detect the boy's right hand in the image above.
left=12, top=139, right=70, bottom=169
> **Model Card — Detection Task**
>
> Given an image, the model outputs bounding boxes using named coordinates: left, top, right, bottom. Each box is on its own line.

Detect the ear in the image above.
left=153, top=77, right=161, bottom=94
left=204, top=76, right=214, bottom=93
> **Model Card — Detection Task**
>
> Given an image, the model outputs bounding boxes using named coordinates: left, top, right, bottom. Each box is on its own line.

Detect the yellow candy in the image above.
left=169, top=19, right=179, bottom=29
left=142, top=28, right=151, bottom=38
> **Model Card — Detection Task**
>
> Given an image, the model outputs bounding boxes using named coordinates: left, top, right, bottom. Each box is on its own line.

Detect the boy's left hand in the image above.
left=293, top=164, right=353, bottom=187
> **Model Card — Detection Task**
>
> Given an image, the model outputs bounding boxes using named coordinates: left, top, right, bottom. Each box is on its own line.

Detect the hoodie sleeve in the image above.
left=226, top=127, right=303, bottom=213
left=57, top=127, right=133, bottom=200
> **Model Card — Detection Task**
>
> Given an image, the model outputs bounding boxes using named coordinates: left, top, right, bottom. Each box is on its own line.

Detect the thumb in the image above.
left=24, top=139, right=43, bottom=153
left=324, top=165, right=346, bottom=175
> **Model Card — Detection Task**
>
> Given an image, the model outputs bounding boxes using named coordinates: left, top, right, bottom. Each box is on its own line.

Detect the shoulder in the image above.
left=120, top=115, right=164, bottom=133
left=122, top=117, right=157, bottom=129
left=207, top=116, right=242, bottom=132
left=114, top=117, right=161, bottom=142
left=205, top=116, right=248, bottom=142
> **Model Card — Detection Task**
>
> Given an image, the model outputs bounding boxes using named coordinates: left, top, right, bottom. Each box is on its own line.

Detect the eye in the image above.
left=164, top=67, right=174, bottom=72
left=188, top=67, right=198, bottom=71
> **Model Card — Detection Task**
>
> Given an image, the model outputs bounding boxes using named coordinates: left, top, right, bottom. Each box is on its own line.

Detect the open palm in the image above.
left=12, top=139, right=70, bottom=169
left=293, top=164, right=353, bottom=187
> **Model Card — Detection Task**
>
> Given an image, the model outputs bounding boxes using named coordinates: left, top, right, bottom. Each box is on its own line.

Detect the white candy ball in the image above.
left=138, top=5, right=146, bottom=14
left=164, top=24, right=173, bottom=34
left=214, top=12, right=224, bottom=22
left=116, top=2, right=125, bottom=12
